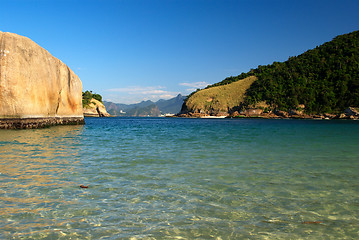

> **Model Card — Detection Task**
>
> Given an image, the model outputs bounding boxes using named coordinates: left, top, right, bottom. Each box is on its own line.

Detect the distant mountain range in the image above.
left=103, top=94, right=185, bottom=117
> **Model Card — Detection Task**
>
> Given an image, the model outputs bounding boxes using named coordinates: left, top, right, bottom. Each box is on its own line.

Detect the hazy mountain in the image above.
left=156, top=94, right=185, bottom=114
left=104, top=94, right=185, bottom=116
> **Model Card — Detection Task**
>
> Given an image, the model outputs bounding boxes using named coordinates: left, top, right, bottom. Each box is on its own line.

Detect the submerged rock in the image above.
left=0, top=31, right=84, bottom=129
left=302, top=221, right=323, bottom=224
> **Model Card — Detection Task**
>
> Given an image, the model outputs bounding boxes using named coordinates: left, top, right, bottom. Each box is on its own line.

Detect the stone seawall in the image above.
left=0, top=117, right=85, bottom=129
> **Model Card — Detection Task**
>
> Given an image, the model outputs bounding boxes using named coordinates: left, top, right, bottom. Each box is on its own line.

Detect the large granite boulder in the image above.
left=0, top=31, right=84, bottom=129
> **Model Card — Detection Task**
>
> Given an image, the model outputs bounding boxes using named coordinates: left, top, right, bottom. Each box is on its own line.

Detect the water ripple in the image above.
left=1, top=118, right=359, bottom=239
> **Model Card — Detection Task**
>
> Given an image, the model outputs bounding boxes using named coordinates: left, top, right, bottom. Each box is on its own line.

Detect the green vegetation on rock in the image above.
left=82, top=91, right=103, bottom=107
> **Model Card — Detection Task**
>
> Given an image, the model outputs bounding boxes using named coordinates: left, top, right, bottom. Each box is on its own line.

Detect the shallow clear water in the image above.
left=1, top=117, right=359, bottom=239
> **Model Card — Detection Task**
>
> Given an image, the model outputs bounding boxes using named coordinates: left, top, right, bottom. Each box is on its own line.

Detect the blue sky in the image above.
left=1, top=0, right=358, bottom=104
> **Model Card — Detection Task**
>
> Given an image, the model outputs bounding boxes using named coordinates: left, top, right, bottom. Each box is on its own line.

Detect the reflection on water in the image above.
left=0, top=125, right=84, bottom=238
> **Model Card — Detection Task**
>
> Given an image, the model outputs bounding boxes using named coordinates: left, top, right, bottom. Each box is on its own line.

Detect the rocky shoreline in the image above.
left=0, top=117, right=85, bottom=129
left=176, top=107, right=359, bottom=120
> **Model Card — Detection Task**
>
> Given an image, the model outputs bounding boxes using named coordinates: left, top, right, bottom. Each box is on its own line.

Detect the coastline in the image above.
left=175, top=110, right=359, bottom=120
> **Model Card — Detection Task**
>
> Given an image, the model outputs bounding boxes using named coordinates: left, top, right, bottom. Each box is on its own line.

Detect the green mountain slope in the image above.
left=182, top=30, right=359, bottom=116
left=181, top=76, right=257, bottom=116
left=245, top=30, right=359, bottom=114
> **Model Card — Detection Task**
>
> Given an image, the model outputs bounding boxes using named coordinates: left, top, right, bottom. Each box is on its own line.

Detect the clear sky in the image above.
left=1, top=0, right=358, bottom=104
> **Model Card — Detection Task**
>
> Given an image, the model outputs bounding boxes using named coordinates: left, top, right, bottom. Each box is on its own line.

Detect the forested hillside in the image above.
left=193, top=30, right=359, bottom=115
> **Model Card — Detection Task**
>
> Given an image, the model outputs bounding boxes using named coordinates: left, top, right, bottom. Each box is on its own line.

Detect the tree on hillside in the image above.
left=82, top=90, right=103, bottom=107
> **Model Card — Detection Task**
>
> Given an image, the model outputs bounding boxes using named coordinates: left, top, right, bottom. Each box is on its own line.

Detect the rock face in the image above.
left=0, top=31, right=84, bottom=129
left=344, top=107, right=359, bottom=117
left=83, top=98, right=110, bottom=117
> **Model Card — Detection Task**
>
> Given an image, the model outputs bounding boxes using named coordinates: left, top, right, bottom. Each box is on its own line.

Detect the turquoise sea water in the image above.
left=0, top=117, right=359, bottom=239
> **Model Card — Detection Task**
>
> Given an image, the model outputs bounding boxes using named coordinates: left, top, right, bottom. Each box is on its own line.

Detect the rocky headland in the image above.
left=178, top=31, right=359, bottom=120
left=0, top=31, right=84, bottom=129
left=83, top=98, right=111, bottom=117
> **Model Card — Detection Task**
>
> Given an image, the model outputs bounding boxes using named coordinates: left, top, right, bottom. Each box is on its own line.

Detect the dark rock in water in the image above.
left=0, top=117, right=85, bottom=129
